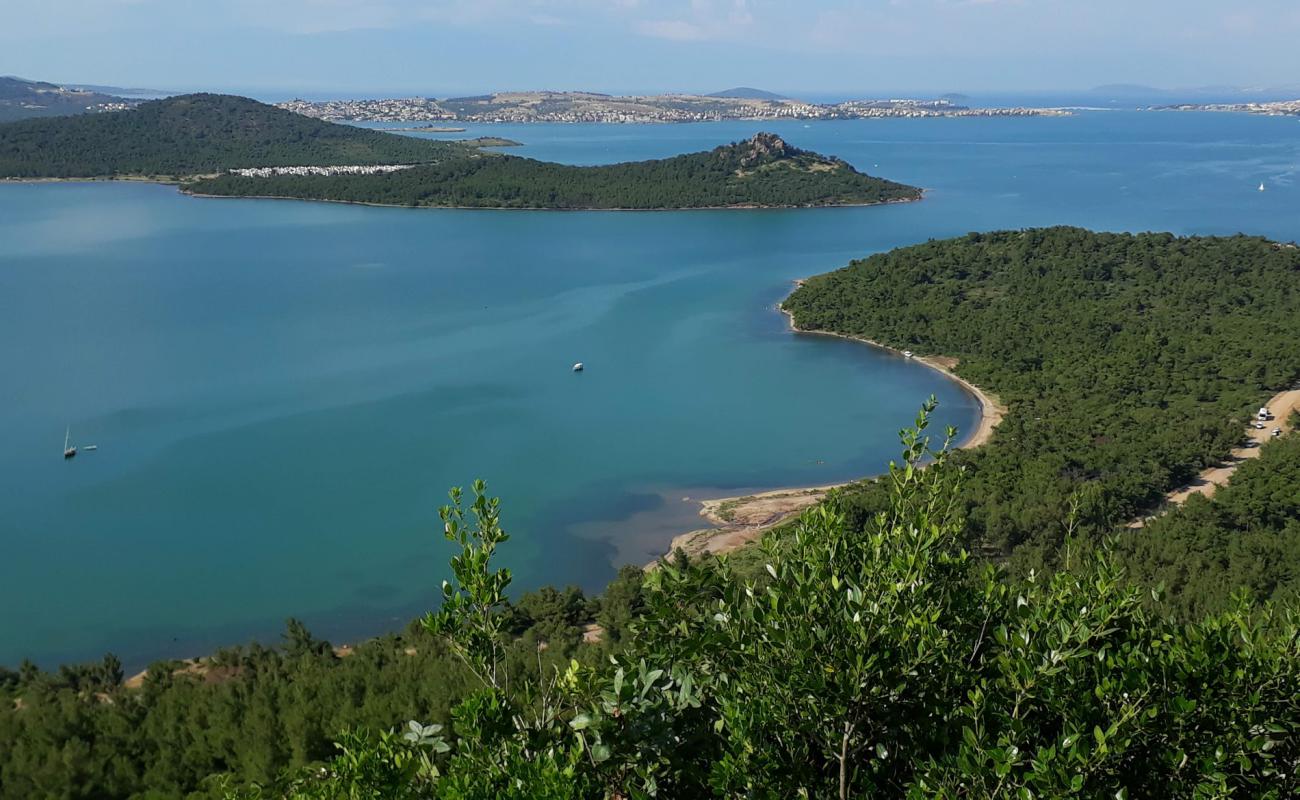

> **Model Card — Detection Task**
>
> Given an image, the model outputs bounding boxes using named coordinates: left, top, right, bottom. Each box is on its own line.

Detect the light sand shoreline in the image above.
left=652, top=291, right=1006, bottom=565
left=182, top=189, right=922, bottom=213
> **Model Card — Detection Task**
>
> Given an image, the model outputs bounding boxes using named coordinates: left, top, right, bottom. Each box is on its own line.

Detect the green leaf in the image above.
left=570, top=713, right=593, bottom=731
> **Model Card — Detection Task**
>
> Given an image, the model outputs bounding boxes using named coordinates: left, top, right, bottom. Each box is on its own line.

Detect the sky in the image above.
left=4, top=0, right=1300, bottom=98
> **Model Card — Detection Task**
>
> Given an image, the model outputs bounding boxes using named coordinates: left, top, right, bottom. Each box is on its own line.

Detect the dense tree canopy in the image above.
left=0, top=571, right=646, bottom=799
left=1114, top=427, right=1300, bottom=620
left=784, top=228, right=1300, bottom=573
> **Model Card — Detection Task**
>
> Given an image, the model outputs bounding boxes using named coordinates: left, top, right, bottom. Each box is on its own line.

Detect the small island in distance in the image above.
left=0, top=93, right=922, bottom=210
left=0, top=75, right=137, bottom=122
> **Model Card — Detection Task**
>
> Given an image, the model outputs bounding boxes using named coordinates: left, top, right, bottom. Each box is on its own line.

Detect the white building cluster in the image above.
left=227, top=164, right=416, bottom=178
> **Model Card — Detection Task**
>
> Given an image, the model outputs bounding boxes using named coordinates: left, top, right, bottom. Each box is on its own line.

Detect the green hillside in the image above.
left=0, top=93, right=462, bottom=178
left=784, top=228, right=1300, bottom=570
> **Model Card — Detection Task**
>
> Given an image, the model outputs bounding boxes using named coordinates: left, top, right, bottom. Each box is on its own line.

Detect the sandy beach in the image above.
left=652, top=292, right=1006, bottom=565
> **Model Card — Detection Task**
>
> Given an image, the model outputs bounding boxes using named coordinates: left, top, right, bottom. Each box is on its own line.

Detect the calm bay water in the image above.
left=2, top=111, right=1298, bottom=669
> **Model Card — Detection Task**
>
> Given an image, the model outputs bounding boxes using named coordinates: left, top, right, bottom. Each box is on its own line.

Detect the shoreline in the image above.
left=116, top=279, right=1004, bottom=680
left=182, top=189, right=923, bottom=213
left=0, top=176, right=923, bottom=213
left=653, top=291, right=1006, bottom=565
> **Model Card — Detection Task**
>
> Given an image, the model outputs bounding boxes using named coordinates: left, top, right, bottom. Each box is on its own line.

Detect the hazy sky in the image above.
left=4, top=0, right=1299, bottom=97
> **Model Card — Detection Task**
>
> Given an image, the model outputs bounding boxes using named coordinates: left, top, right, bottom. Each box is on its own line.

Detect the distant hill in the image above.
left=67, top=83, right=173, bottom=99
left=0, top=93, right=463, bottom=178
left=707, top=87, right=786, bottom=100
left=0, top=76, right=128, bottom=122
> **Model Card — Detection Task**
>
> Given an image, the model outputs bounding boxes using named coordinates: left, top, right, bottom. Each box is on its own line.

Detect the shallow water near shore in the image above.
left=3, top=110, right=1299, bottom=669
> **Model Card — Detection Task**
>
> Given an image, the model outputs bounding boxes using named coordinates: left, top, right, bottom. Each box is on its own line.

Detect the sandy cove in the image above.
left=652, top=291, right=1006, bottom=566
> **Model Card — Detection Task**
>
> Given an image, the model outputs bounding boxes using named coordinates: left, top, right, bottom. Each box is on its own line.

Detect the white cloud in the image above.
left=637, top=19, right=708, bottom=40
left=633, top=0, right=755, bottom=41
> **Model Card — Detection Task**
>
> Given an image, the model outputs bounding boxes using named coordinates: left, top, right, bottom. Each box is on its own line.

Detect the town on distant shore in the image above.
left=277, top=89, right=1070, bottom=124
left=1151, top=99, right=1300, bottom=116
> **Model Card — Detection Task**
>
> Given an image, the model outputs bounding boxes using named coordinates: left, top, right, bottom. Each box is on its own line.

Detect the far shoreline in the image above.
left=182, top=188, right=924, bottom=213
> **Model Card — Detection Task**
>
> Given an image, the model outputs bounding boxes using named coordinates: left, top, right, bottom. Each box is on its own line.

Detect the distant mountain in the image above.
left=0, top=93, right=461, bottom=178
left=707, top=87, right=786, bottom=100
left=0, top=76, right=129, bottom=122
left=67, top=83, right=173, bottom=99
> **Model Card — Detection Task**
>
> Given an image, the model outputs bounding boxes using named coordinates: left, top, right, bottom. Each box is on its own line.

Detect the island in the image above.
left=277, top=90, right=1070, bottom=124
left=0, top=93, right=922, bottom=210
left=0, top=75, right=137, bottom=122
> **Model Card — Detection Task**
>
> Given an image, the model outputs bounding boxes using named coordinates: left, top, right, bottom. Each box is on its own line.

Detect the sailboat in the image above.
left=63, top=426, right=77, bottom=460
left=1259, top=181, right=1266, bottom=192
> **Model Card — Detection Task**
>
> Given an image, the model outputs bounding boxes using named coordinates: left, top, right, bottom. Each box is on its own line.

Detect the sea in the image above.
left=2, top=109, right=1298, bottom=669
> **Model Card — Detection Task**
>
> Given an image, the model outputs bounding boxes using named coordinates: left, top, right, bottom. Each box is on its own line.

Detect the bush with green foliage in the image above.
left=0, top=587, right=639, bottom=799
left=249, top=404, right=1300, bottom=798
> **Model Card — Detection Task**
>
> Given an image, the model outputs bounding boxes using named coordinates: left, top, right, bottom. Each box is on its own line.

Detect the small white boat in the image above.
left=83, top=445, right=98, bottom=451
left=1259, top=181, right=1266, bottom=192
left=902, top=350, right=914, bottom=359
left=572, top=362, right=584, bottom=372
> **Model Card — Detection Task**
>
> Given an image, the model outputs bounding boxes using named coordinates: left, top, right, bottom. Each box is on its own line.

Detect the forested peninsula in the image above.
left=0, top=93, right=921, bottom=209
left=4, top=228, right=1300, bottom=799
left=783, top=228, right=1300, bottom=601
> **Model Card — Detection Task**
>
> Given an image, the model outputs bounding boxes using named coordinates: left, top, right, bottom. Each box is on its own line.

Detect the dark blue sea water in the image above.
left=2, top=110, right=1298, bottom=669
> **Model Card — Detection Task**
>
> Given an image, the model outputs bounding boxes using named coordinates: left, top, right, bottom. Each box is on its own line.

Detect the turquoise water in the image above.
left=3, top=111, right=1299, bottom=669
